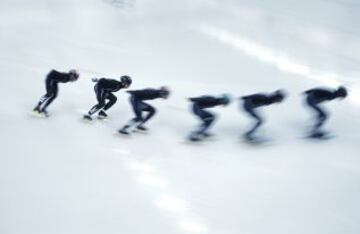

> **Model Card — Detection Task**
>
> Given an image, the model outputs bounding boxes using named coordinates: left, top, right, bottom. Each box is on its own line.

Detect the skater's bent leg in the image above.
left=39, top=81, right=58, bottom=112
left=307, top=96, right=327, bottom=133
left=197, top=111, right=215, bottom=135
left=314, top=107, right=327, bottom=133
left=34, top=94, right=50, bottom=110
left=200, top=116, right=215, bottom=134
left=192, top=103, right=202, bottom=116
left=88, top=89, right=107, bottom=116
left=139, top=103, right=156, bottom=125
left=131, top=97, right=143, bottom=123
left=243, top=102, right=262, bottom=138
left=103, top=93, right=117, bottom=111
left=40, top=93, right=57, bottom=112
left=121, top=97, right=143, bottom=131
left=88, top=104, right=104, bottom=115
left=246, top=117, right=262, bottom=138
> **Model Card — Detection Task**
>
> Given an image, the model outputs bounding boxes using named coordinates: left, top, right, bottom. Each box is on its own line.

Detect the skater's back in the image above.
left=47, top=69, right=78, bottom=83
left=304, top=87, right=347, bottom=104
left=189, top=95, right=228, bottom=109
left=96, top=78, right=125, bottom=92
left=127, top=88, right=170, bottom=101
left=241, top=91, right=284, bottom=108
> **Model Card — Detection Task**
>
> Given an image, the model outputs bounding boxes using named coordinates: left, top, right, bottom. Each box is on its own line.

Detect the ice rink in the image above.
left=0, top=0, right=360, bottom=233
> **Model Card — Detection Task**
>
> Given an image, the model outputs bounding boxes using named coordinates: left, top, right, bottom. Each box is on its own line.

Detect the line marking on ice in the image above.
left=198, top=25, right=360, bottom=105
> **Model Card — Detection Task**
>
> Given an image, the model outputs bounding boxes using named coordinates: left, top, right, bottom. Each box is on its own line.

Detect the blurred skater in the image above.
left=303, top=86, right=347, bottom=138
left=241, top=90, right=286, bottom=141
left=119, top=86, right=170, bottom=134
left=188, top=94, right=231, bottom=141
left=33, top=69, right=79, bottom=117
left=83, top=75, right=132, bottom=120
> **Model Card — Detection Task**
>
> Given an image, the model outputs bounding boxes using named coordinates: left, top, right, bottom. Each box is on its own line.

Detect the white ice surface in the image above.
left=0, top=0, right=360, bottom=234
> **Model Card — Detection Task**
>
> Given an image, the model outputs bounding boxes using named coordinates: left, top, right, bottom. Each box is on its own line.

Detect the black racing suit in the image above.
left=189, top=96, right=226, bottom=135
left=241, top=94, right=274, bottom=138
left=122, top=89, right=167, bottom=130
left=35, top=70, right=74, bottom=112
left=304, top=88, right=338, bottom=134
left=87, top=78, right=125, bottom=116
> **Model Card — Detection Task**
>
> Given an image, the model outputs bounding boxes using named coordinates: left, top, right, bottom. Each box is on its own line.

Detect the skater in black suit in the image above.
left=33, top=69, right=79, bottom=116
left=188, top=94, right=231, bottom=141
left=303, top=86, right=347, bottom=138
left=119, top=86, right=170, bottom=134
left=83, top=75, right=132, bottom=120
left=241, top=90, right=286, bottom=141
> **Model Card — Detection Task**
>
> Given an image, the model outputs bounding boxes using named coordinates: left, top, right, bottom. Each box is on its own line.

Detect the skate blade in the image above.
left=97, top=116, right=108, bottom=121
left=114, top=132, right=132, bottom=138
left=81, top=117, right=94, bottom=123
left=132, top=129, right=149, bottom=134
left=241, top=137, right=273, bottom=146
left=187, top=135, right=204, bottom=142
left=180, top=139, right=203, bottom=145
left=305, top=134, right=335, bottom=140
left=30, top=111, right=47, bottom=118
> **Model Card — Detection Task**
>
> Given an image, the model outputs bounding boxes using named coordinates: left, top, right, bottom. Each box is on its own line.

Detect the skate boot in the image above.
left=243, top=133, right=256, bottom=142
left=201, top=132, right=214, bottom=138
left=98, top=110, right=108, bottom=120
left=309, top=131, right=325, bottom=139
left=119, top=126, right=131, bottom=135
left=32, top=106, right=48, bottom=118
left=41, top=109, right=50, bottom=117
left=33, top=106, right=41, bottom=113
left=83, top=114, right=92, bottom=121
left=188, top=132, right=203, bottom=142
left=136, top=125, right=148, bottom=132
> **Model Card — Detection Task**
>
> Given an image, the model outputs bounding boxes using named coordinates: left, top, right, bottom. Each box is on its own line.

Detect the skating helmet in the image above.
left=222, top=94, right=231, bottom=106
left=69, top=69, right=79, bottom=81
left=160, top=86, right=170, bottom=99
left=272, top=89, right=286, bottom=103
left=121, top=75, right=132, bottom=88
left=336, top=86, right=347, bottom=98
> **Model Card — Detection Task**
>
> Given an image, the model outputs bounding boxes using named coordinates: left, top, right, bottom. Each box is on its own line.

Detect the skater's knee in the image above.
left=318, top=112, right=327, bottom=121
left=204, top=116, right=215, bottom=125
left=47, top=92, right=57, bottom=100
left=148, top=106, right=156, bottom=115
left=109, top=95, right=117, bottom=103
left=108, top=96, right=117, bottom=105
left=98, top=99, right=106, bottom=107
left=243, top=100, right=252, bottom=111
left=192, top=104, right=201, bottom=114
left=130, top=96, right=138, bottom=106
left=133, top=116, right=142, bottom=122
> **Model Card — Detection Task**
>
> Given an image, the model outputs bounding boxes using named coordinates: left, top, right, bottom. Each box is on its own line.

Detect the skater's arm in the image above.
left=189, top=96, right=210, bottom=103
left=52, top=70, right=74, bottom=83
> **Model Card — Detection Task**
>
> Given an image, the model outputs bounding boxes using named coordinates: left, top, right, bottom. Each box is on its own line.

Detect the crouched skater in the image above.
left=240, top=90, right=286, bottom=142
left=83, top=75, right=132, bottom=120
left=119, top=86, right=171, bottom=135
left=33, top=69, right=79, bottom=117
left=188, top=94, right=231, bottom=141
left=303, top=86, right=347, bottom=138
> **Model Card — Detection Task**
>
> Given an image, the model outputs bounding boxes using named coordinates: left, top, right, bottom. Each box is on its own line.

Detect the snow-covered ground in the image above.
left=1, top=0, right=360, bottom=233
